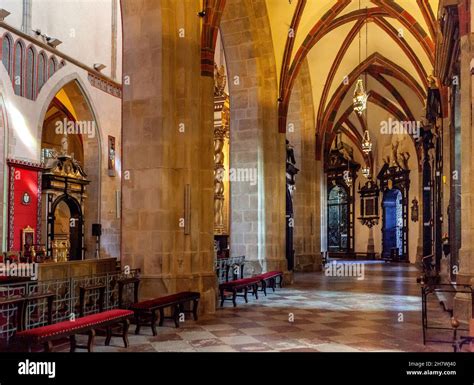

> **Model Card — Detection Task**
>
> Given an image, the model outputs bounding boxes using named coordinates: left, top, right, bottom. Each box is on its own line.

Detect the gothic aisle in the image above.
left=70, top=263, right=453, bottom=353
left=0, top=0, right=473, bottom=384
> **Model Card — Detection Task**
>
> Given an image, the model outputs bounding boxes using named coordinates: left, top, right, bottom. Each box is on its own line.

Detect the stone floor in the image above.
left=90, top=261, right=459, bottom=352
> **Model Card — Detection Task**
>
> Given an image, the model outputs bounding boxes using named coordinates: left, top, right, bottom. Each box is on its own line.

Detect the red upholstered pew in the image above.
left=219, top=277, right=261, bottom=307
left=258, top=271, right=283, bottom=296
left=118, top=278, right=201, bottom=336
left=15, top=309, right=133, bottom=352
left=219, top=271, right=283, bottom=307
left=130, top=292, right=200, bottom=336
left=10, top=286, right=134, bottom=352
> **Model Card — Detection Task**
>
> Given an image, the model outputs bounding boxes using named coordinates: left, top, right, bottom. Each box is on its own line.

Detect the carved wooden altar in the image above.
left=41, top=144, right=90, bottom=261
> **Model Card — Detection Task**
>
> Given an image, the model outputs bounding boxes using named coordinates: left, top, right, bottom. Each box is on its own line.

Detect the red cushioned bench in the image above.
left=15, top=309, right=134, bottom=352
left=258, top=271, right=283, bottom=296
left=130, top=291, right=200, bottom=336
left=219, top=277, right=260, bottom=307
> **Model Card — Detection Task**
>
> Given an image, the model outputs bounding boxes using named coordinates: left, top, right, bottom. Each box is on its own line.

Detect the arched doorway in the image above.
left=50, top=195, right=83, bottom=261
left=382, top=189, right=403, bottom=260
left=39, top=79, right=99, bottom=260
left=328, top=185, right=349, bottom=253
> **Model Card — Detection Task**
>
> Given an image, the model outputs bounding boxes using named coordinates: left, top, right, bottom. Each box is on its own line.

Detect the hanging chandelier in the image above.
left=361, top=129, right=372, bottom=153
left=344, top=173, right=353, bottom=187
left=344, top=166, right=353, bottom=187
left=353, top=3, right=369, bottom=116
left=353, top=79, right=367, bottom=116
left=362, top=166, right=371, bottom=178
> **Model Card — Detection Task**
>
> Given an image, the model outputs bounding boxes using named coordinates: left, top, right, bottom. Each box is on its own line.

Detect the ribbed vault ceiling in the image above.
left=265, top=0, right=438, bottom=158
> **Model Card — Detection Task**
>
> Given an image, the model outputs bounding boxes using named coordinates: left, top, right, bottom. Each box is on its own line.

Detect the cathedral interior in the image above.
left=0, top=0, right=473, bottom=360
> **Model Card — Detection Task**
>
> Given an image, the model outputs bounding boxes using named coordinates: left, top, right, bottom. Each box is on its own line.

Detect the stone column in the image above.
left=221, top=0, right=287, bottom=277
left=367, top=227, right=375, bottom=255
left=454, top=2, right=474, bottom=320
left=286, top=59, right=321, bottom=273
left=121, top=0, right=216, bottom=313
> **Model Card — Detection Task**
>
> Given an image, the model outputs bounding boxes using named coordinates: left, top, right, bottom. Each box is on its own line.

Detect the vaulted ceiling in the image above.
left=266, top=0, right=439, bottom=159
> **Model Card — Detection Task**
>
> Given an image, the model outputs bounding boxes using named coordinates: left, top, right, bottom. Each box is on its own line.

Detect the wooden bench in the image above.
left=130, top=291, right=200, bottom=336
left=15, top=308, right=133, bottom=352
left=219, top=277, right=260, bottom=307
left=258, top=271, right=283, bottom=296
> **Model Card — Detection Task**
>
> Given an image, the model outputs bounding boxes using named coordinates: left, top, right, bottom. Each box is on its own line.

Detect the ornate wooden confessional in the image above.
left=325, top=135, right=360, bottom=258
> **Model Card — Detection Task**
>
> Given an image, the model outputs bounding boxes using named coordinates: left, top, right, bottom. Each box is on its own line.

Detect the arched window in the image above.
left=26, top=46, right=35, bottom=100
left=48, top=56, right=57, bottom=79
left=37, top=52, right=46, bottom=92
left=2, top=34, right=12, bottom=76
left=13, top=41, right=24, bottom=96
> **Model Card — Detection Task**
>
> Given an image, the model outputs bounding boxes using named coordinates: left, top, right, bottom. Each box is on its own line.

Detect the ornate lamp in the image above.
left=353, top=79, right=367, bottom=116
left=361, top=129, right=372, bottom=154
left=362, top=166, right=371, bottom=178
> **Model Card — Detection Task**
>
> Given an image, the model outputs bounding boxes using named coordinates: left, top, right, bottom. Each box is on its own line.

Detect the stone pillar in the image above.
left=454, top=2, right=474, bottom=321
left=121, top=0, right=216, bottom=313
left=221, top=0, right=287, bottom=277
left=367, top=227, right=375, bottom=255
left=286, top=59, right=321, bottom=273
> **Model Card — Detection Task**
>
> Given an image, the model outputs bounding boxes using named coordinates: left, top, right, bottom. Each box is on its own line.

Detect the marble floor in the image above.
left=90, top=261, right=459, bottom=352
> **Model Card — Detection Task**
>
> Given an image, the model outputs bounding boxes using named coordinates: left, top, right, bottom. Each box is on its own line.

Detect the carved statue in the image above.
left=214, top=63, right=227, bottom=97
left=398, top=151, right=410, bottom=170
left=391, top=140, right=399, bottom=166
left=427, top=74, right=438, bottom=89
left=60, top=134, right=69, bottom=155
left=383, top=137, right=410, bottom=170
left=286, top=140, right=296, bottom=165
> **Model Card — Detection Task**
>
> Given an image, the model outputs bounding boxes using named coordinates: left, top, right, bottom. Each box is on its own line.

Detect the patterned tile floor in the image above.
left=89, top=262, right=459, bottom=352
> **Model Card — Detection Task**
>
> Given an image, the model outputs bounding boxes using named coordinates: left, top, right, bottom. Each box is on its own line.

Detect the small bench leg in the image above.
left=262, top=280, right=267, bottom=296
left=220, top=288, right=225, bottom=307
left=151, top=310, right=158, bottom=336
left=192, top=299, right=199, bottom=321
left=105, top=326, right=112, bottom=346
left=243, top=287, right=248, bottom=303
left=122, top=319, right=130, bottom=348
left=70, top=335, right=77, bottom=352
left=87, top=329, right=96, bottom=353
left=158, top=308, right=165, bottom=327
left=232, top=290, right=237, bottom=307
left=271, top=278, right=276, bottom=292
left=134, top=313, right=141, bottom=335
left=253, top=284, right=258, bottom=300
left=173, top=305, right=180, bottom=328
left=44, top=340, right=53, bottom=353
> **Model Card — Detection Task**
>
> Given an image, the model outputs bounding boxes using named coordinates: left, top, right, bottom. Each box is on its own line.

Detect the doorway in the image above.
left=327, top=185, right=349, bottom=253
left=382, top=189, right=403, bottom=260
left=51, top=195, right=83, bottom=261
